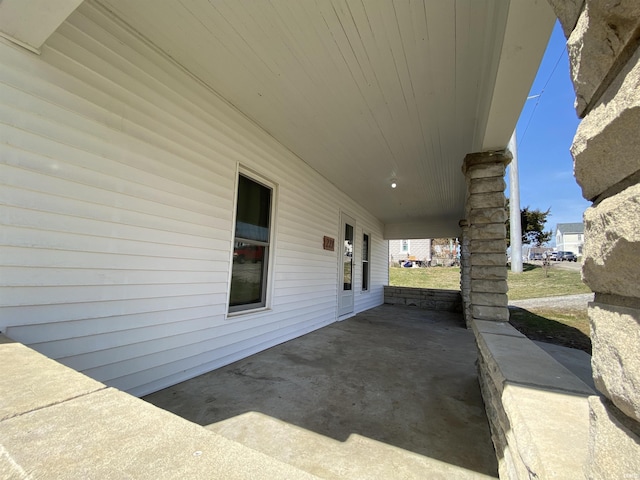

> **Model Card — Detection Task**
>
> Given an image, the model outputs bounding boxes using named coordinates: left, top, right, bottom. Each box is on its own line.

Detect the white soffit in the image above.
left=0, top=0, right=84, bottom=53
left=87, top=0, right=552, bottom=236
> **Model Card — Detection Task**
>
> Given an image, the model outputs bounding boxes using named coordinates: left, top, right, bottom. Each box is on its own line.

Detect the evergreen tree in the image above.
left=506, top=200, right=552, bottom=247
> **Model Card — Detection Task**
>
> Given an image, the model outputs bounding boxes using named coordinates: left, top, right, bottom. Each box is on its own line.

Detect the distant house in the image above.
left=389, top=239, right=461, bottom=266
left=389, top=239, right=432, bottom=265
left=555, top=223, right=585, bottom=256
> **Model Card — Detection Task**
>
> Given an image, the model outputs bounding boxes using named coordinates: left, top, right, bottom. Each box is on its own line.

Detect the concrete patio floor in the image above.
left=144, top=305, right=498, bottom=479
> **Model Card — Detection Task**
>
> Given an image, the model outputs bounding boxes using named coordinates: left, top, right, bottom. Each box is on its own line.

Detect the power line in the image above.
left=519, top=46, right=567, bottom=148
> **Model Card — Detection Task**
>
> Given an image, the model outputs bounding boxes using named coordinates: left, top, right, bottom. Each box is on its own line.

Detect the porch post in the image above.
left=462, top=152, right=511, bottom=323
left=549, top=1, right=640, bottom=475
left=458, top=219, right=471, bottom=327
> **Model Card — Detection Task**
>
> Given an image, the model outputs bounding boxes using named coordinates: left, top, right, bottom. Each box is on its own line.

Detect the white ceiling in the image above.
left=95, top=0, right=555, bottom=238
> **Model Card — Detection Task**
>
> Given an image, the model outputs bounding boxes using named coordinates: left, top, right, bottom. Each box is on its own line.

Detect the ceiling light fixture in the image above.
left=391, top=181, right=397, bottom=189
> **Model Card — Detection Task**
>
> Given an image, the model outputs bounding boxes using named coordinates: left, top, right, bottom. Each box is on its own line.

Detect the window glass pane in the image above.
left=230, top=174, right=272, bottom=312
left=363, top=234, right=369, bottom=261
left=343, top=223, right=353, bottom=291
left=362, top=234, right=369, bottom=291
left=362, top=263, right=369, bottom=291
left=235, top=175, right=271, bottom=242
left=230, top=243, right=267, bottom=307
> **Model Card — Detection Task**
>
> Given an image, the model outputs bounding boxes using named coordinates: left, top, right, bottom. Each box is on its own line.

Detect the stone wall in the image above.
left=473, top=321, right=593, bottom=480
left=548, top=1, right=640, bottom=477
left=383, top=286, right=461, bottom=312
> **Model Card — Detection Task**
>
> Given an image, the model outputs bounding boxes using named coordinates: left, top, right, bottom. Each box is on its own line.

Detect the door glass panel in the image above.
left=343, top=223, right=353, bottom=291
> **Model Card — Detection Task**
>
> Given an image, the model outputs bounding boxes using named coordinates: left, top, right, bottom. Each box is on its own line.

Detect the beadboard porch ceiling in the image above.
left=96, top=0, right=555, bottom=238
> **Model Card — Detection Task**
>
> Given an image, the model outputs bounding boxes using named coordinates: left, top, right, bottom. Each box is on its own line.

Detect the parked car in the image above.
left=543, top=251, right=557, bottom=261
left=557, top=251, right=577, bottom=262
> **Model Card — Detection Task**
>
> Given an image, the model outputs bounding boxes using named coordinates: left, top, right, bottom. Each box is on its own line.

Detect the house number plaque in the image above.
left=323, top=236, right=335, bottom=251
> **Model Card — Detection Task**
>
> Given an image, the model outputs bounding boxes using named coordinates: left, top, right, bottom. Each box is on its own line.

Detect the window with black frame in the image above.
left=229, top=174, right=272, bottom=313
left=362, top=233, right=370, bottom=291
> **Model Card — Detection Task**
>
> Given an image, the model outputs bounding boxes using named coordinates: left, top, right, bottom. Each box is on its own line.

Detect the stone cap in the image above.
left=473, top=322, right=594, bottom=395
left=461, top=150, right=512, bottom=174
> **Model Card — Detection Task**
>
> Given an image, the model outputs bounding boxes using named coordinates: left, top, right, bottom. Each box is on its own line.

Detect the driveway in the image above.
left=508, top=293, right=594, bottom=310
left=553, top=260, right=582, bottom=271
left=526, top=259, right=582, bottom=271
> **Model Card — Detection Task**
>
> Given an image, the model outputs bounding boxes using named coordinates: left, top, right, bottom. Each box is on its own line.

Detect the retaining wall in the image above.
left=472, top=320, right=594, bottom=479
left=384, top=286, right=462, bottom=312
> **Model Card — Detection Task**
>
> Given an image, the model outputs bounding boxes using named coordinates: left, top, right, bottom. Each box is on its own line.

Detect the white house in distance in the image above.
left=389, top=239, right=432, bottom=265
left=555, top=222, right=585, bottom=256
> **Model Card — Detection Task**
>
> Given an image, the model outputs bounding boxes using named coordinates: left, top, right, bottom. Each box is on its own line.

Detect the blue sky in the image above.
left=507, top=21, right=590, bottom=243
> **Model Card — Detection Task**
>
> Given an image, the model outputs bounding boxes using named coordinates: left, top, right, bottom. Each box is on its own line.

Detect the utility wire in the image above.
left=519, top=46, right=567, bottom=148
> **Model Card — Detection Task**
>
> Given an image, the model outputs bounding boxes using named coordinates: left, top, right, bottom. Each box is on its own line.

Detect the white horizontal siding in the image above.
left=0, top=2, right=384, bottom=396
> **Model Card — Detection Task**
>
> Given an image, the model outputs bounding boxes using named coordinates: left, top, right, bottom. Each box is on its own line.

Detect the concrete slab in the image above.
left=212, top=411, right=495, bottom=480
left=0, top=334, right=105, bottom=421
left=0, top=387, right=319, bottom=479
left=145, top=305, right=498, bottom=479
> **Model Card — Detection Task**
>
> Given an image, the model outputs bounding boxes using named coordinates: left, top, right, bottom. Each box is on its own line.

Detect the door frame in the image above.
left=338, top=211, right=356, bottom=319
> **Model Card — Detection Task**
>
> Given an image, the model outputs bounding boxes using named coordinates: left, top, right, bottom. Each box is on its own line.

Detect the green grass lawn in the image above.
left=390, top=263, right=592, bottom=352
left=389, top=263, right=591, bottom=299
left=389, top=266, right=462, bottom=290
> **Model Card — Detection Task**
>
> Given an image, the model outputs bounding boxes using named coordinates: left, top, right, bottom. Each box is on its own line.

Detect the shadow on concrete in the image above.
left=143, top=305, right=497, bottom=477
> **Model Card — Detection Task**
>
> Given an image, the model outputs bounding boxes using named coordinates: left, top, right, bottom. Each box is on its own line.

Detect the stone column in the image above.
left=548, top=1, right=640, bottom=477
left=462, top=152, right=511, bottom=324
left=459, top=219, right=472, bottom=327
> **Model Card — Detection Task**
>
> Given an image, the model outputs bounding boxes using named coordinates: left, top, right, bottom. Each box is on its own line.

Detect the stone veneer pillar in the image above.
left=548, top=1, right=640, bottom=477
left=459, top=219, right=471, bottom=326
left=461, top=152, right=511, bottom=324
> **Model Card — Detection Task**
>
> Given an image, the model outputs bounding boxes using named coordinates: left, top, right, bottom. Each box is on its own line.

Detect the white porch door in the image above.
left=338, top=212, right=355, bottom=318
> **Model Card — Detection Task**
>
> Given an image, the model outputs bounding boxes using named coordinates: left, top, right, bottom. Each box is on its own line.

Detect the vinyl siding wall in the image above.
left=0, top=3, right=386, bottom=396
